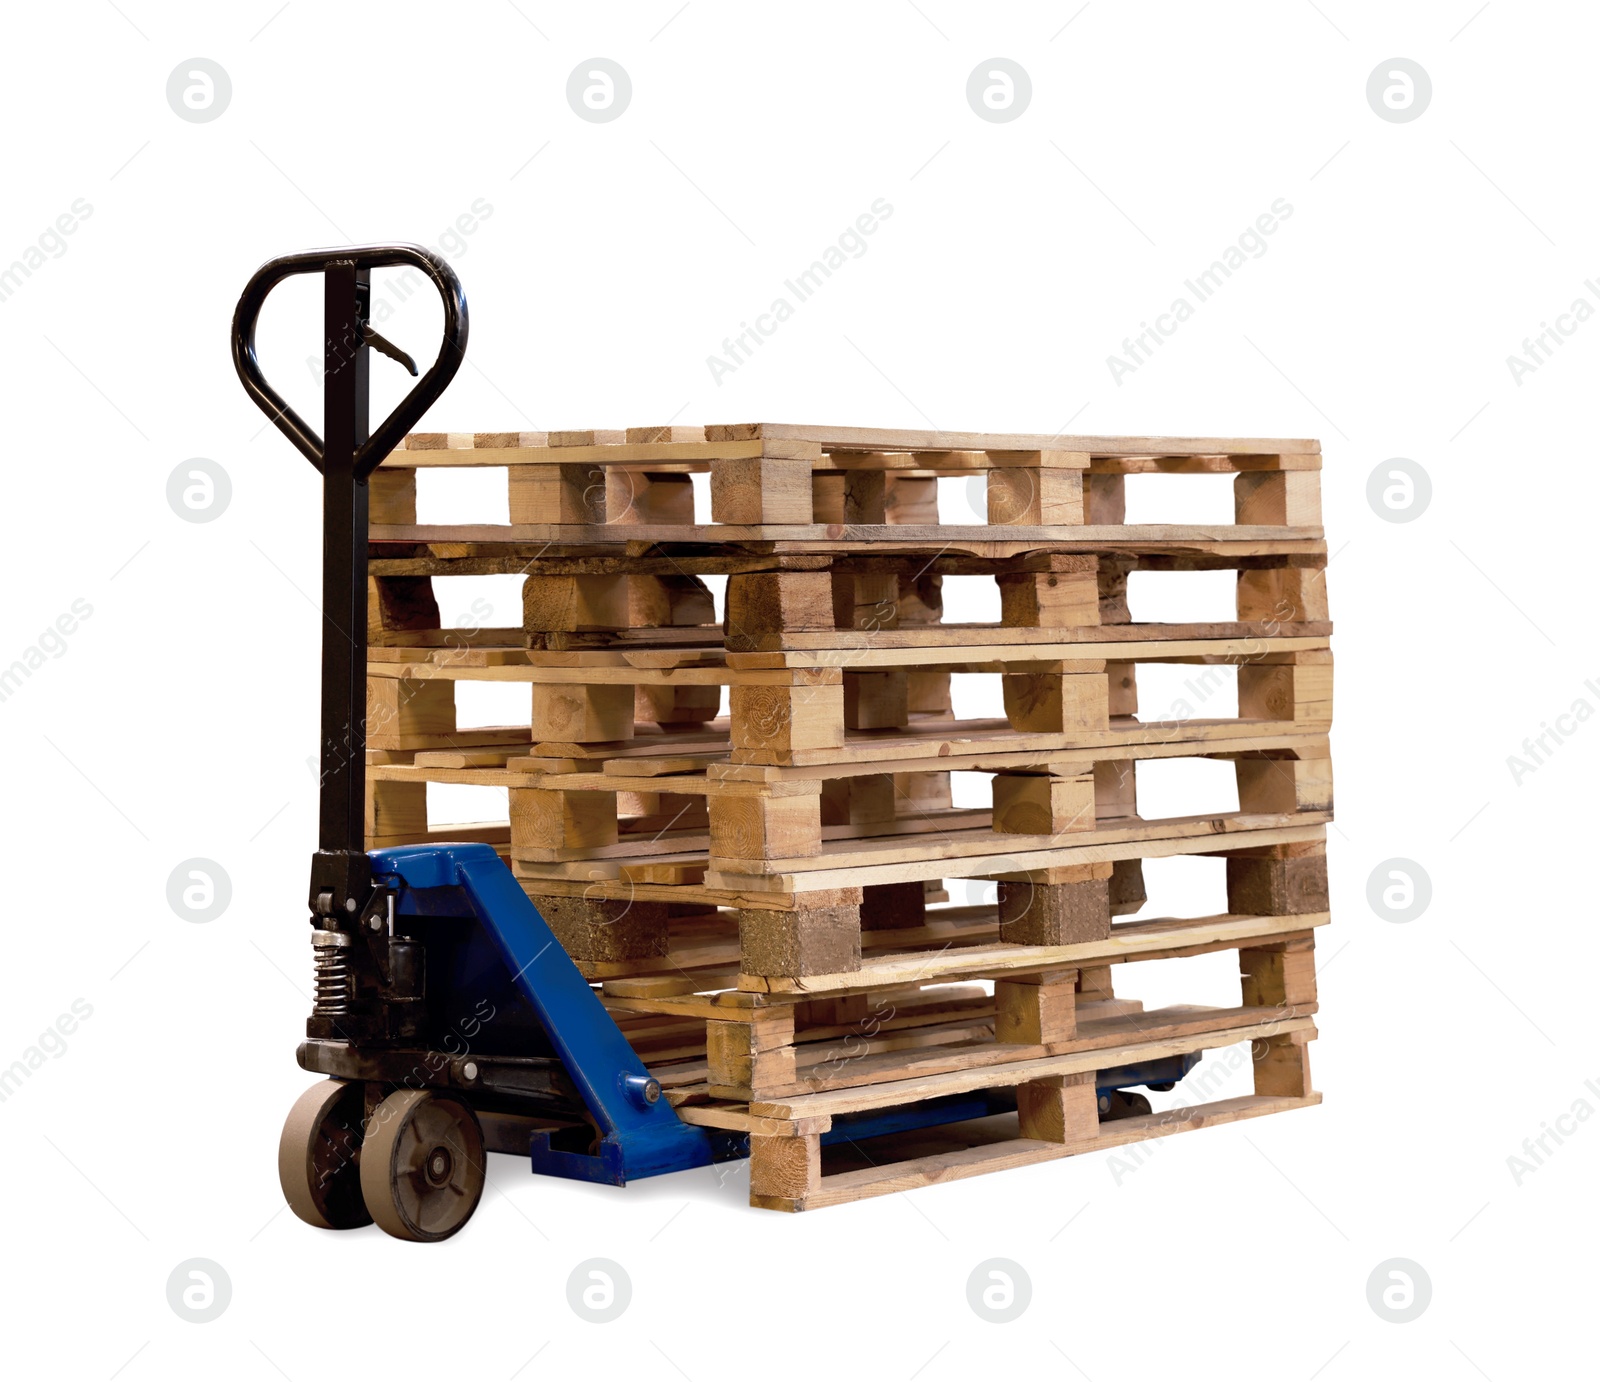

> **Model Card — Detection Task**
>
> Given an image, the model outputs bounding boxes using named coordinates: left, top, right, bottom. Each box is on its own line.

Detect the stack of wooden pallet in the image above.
left=366, top=423, right=1331, bottom=1210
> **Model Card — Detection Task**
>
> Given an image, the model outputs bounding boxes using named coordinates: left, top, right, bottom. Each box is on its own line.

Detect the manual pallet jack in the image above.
left=235, top=245, right=725, bottom=1241
left=234, top=245, right=1202, bottom=1240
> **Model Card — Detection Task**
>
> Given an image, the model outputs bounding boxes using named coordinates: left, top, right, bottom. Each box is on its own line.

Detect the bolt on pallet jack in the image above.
left=235, top=245, right=1201, bottom=1240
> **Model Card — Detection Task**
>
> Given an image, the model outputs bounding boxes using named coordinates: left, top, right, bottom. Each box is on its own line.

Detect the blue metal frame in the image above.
left=370, top=843, right=718, bottom=1184
left=1097, top=1053, right=1201, bottom=1093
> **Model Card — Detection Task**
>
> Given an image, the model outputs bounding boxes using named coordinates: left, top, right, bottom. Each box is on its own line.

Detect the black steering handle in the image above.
left=230, top=242, right=468, bottom=479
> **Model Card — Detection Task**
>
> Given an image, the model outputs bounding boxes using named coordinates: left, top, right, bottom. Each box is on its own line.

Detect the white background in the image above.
left=1, top=2, right=1594, bottom=1377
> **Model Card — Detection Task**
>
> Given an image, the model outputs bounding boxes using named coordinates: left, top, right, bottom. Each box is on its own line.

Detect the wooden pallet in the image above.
left=617, top=908, right=1322, bottom=1210
left=369, top=548, right=1330, bottom=651
left=371, top=719, right=1330, bottom=984
left=647, top=913, right=1322, bottom=1098
left=371, top=423, right=1322, bottom=543
left=364, top=641, right=1332, bottom=754
left=744, top=1082, right=1321, bottom=1212
left=362, top=421, right=1335, bottom=1212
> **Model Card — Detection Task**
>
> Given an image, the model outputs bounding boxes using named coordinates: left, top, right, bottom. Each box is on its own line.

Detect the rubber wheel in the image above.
left=360, top=1089, right=485, bottom=1242
left=279, top=1079, right=372, bottom=1229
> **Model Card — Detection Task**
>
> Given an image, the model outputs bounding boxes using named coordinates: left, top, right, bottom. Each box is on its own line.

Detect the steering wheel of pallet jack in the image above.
left=278, top=1079, right=373, bottom=1229
left=360, top=1089, right=486, bottom=1242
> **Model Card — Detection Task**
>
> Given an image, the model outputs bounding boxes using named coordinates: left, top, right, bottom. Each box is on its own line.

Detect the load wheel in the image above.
left=1098, top=1089, right=1154, bottom=1121
left=278, top=1079, right=372, bottom=1230
left=360, top=1089, right=485, bottom=1242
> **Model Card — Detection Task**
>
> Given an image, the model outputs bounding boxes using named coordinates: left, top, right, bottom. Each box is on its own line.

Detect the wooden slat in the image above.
left=370, top=728, right=1328, bottom=788
left=709, top=809, right=1328, bottom=876
left=726, top=621, right=1332, bottom=651
left=721, top=1002, right=1313, bottom=1100
left=703, top=423, right=1320, bottom=458
left=711, top=730, right=1328, bottom=783
left=382, top=439, right=783, bottom=467
left=705, top=817, right=1328, bottom=894
left=742, top=911, right=1328, bottom=995
left=371, top=522, right=1324, bottom=547
left=369, top=637, right=1328, bottom=676
left=750, top=1016, right=1316, bottom=1119
left=786, top=1093, right=1321, bottom=1210
left=725, top=636, right=1329, bottom=671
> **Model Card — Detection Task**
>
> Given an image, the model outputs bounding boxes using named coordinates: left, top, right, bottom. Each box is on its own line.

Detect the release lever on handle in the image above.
left=362, top=323, right=418, bottom=376
left=230, top=242, right=467, bottom=477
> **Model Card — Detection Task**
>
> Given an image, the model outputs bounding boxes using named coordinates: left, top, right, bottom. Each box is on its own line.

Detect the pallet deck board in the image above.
left=372, top=723, right=1327, bottom=782
left=738, top=910, right=1329, bottom=994
left=701, top=818, right=1328, bottom=895
left=748, top=1016, right=1316, bottom=1120
left=373, top=522, right=1324, bottom=549
left=777, top=1093, right=1322, bottom=1211
left=390, top=424, right=1320, bottom=461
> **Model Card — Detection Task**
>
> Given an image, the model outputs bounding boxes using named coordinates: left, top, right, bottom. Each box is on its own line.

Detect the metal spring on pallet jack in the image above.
left=311, top=930, right=353, bottom=1015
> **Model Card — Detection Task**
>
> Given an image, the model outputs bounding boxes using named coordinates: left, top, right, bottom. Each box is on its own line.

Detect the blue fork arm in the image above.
left=371, top=844, right=715, bottom=1184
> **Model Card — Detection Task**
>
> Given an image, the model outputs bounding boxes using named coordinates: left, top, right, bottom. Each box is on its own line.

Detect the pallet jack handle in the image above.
left=235, top=254, right=726, bottom=1188
left=232, top=243, right=467, bottom=476
left=230, top=245, right=469, bottom=914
